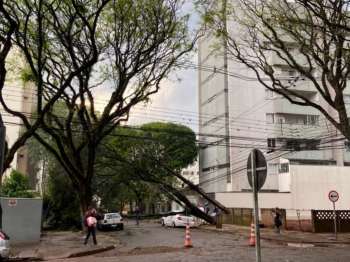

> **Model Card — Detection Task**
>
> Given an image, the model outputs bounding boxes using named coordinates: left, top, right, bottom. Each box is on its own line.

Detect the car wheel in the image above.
left=161, top=219, right=165, bottom=226
left=172, top=222, right=176, bottom=228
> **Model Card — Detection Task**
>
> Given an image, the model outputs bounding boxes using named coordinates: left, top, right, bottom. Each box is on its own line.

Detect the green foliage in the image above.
left=44, top=163, right=82, bottom=230
left=95, top=122, right=199, bottom=211
left=1, top=169, right=38, bottom=198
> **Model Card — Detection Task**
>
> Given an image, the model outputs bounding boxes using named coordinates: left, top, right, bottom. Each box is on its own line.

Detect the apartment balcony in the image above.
left=281, top=150, right=325, bottom=160
left=267, top=52, right=309, bottom=67
left=274, top=77, right=318, bottom=92
left=274, top=98, right=319, bottom=115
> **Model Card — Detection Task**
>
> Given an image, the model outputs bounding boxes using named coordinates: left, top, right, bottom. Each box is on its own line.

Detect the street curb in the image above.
left=197, top=226, right=350, bottom=246
left=67, top=245, right=116, bottom=258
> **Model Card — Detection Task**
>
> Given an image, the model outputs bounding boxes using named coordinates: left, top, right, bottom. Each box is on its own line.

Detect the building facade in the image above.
left=2, top=51, right=39, bottom=190
left=198, top=1, right=350, bottom=200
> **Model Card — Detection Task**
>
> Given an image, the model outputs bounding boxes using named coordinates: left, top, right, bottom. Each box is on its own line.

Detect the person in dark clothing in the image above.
left=205, top=206, right=210, bottom=214
left=84, top=206, right=99, bottom=246
left=212, top=206, right=218, bottom=216
left=134, top=206, right=141, bottom=225
left=273, top=207, right=281, bottom=235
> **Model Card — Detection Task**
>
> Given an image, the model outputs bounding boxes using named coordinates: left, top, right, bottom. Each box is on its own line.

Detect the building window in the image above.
left=23, top=96, right=28, bottom=100
left=282, top=69, right=296, bottom=76
left=305, top=115, right=319, bottom=125
left=267, top=138, right=276, bottom=148
left=190, top=171, right=194, bottom=175
left=345, top=141, right=350, bottom=152
left=344, top=95, right=350, bottom=104
left=280, top=163, right=289, bottom=173
left=268, top=164, right=278, bottom=175
left=284, top=117, right=299, bottom=124
left=18, top=154, right=24, bottom=158
left=265, top=90, right=273, bottom=99
left=183, top=171, right=189, bottom=176
left=266, top=113, right=274, bottom=123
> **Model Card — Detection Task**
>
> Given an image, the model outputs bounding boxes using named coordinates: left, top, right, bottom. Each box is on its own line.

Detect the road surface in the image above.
left=57, top=220, right=350, bottom=261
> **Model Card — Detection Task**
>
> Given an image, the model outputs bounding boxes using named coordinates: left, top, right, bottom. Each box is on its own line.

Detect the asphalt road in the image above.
left=54, top=220, right=350, bottom=262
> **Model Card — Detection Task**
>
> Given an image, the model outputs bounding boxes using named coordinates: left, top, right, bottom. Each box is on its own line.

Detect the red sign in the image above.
left=9, top=199, right=17, bottom=206
left=328, top=190, right=339, bottom=202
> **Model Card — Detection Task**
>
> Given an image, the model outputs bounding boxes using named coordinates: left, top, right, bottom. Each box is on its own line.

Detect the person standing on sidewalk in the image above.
left=134, top=206, right=141, bottom=225
left=84, top=206, right=100, bottom=246
left=273, top=207, right=282, bottom=235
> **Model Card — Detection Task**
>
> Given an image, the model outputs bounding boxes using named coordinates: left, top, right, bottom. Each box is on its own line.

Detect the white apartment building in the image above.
left=181, top=161, right=200, bottom=186
left=198, top=1, right=350, bottom=209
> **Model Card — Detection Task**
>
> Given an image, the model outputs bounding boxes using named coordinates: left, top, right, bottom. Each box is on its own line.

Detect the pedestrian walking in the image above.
left=83, top=206, right=100, bottom=246
left=273, top=207, right=282, bottom=235
left=135, top=206, right=141, bottom=225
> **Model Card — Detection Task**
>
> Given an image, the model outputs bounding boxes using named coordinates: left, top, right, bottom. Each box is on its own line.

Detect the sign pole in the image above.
left=328, top=190, right=339, bottom=241
left=251, top=149, right=261, bottom=262
left=333, top=202, right=337, bottom=240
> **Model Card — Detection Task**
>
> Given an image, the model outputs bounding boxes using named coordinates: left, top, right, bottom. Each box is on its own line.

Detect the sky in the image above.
left=127, top=1, right=200, bottom=133
left=95, top=2, right=200, bottom=133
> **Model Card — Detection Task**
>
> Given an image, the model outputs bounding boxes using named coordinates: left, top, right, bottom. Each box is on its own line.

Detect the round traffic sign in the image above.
left=328, top=190, right=339, bottom=202
left=247, top=149, right=267, bottom=190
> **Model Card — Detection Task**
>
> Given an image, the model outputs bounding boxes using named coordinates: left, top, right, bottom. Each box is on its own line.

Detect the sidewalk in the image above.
left=199, top=223, right=350, bottom=246
left=11, top=231, right=119, bottom=261
left=10, top=223, right=350, bottom=260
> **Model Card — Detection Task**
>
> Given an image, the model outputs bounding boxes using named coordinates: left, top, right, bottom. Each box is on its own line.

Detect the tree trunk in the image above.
left=159, top=183, right=215, bottom=224
left=75, top=182, right=92, bottom=233
left=157, top=160, right=230, bottom=214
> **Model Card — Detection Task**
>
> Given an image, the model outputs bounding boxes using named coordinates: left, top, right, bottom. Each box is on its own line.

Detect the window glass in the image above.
left=268, top=164, right=278, bottom=174
left=280, top=163, right=289, bottom=173
left=266, top=113, right=274, bottom=123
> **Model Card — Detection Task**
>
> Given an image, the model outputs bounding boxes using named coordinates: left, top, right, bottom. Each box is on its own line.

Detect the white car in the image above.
left=97, top=213, right=124, bottom=231
left=161, top=213, right=195, bottom=228
left=0, top=229, right=10, bottom=260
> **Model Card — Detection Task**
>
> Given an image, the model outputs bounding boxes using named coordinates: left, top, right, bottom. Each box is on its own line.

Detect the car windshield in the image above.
left=105, top=214, right=120, bottom=219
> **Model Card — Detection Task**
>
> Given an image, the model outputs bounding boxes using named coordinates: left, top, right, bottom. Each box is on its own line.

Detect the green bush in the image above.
left=1, top=169, right=38, bottom=198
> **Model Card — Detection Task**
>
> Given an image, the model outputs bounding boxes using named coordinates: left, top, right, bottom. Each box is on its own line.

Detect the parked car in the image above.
left=97, top=213, right=124, bottom=231
left=161, top=213, right=195, bottom=228
left=0, top=229, right=10, bottom=261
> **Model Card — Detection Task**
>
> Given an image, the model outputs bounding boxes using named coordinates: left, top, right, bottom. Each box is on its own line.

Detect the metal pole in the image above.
left=333, top=202, right=337, bottom=240
left=251, top=149, right=261, bottom=262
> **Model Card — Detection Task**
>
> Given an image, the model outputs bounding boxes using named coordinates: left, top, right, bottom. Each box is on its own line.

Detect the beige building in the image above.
left=2, top=52, right=39, bottom=190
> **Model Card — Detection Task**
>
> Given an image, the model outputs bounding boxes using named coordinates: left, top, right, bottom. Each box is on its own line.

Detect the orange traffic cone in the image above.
left=249, top=219, right=255, bottom=246
left=184, top=220, right=193, bottom=248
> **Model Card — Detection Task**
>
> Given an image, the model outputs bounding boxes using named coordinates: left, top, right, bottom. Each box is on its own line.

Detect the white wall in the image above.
left=291, top=165, right=350, bottom=210
left=216, top=192, right=292, bottom=210
left=216, top=165, right=350, bottom=216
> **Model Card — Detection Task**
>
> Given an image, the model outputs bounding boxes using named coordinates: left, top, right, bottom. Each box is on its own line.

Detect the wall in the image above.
left=216, top=192, right=292, bottom=210
left=290, top=165, right=350, bottom=210
left=1, top=198, right=43, bottom=244
left=216, top=165, right=350, bottom=218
